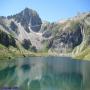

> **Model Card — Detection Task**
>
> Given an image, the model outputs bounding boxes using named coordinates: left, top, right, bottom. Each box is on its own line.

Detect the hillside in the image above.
left=41, top=12, right=90, bottom=60
left=0, top=8, right=90, bottom=60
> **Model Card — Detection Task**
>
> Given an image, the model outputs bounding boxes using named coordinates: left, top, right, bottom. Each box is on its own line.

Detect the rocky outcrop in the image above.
left=51, top=22, right=83, bottom=53
left=22, top=39, right=31, bottom=49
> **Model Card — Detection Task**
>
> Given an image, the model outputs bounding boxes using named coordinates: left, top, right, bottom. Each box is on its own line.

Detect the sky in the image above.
left=0, top=0, right=90, bottom=22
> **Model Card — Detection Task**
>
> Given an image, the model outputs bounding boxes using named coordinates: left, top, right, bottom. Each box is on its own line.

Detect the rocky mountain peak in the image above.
left=7, top=8, right=42, bottom=32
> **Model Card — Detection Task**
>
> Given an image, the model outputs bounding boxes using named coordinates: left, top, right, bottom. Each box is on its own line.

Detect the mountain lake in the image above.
left=0, top=57, right=90, bottom=90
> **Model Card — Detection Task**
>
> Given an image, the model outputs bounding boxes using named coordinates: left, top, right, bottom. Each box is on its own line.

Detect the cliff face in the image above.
left=51, top=22, right=83, bottom=53
left=0, top=8, right=90, bottom=60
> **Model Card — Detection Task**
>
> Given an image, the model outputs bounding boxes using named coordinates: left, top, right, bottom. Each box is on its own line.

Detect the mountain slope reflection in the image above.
left=0, top=57, right=90, bottom=90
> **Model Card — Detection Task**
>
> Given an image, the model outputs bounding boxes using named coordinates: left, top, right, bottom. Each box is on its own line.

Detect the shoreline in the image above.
left=0, top=51, right=90, bottom=61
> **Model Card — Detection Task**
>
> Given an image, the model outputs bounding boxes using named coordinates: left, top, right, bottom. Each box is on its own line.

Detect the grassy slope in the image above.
left=76, top=24, right=90, bottom=60
left=75, top=46, right=90, bottom=60
left=0, top=44, right=22, bottom=60
left=0, top=43, right=90, bottom=60
left=0, top=44, right=49, bottom=60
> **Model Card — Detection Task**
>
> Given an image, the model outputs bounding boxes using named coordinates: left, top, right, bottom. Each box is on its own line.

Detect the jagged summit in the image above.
left=17, top=7, right=37, bottom=17
left=7, top=8, right=42, bottom=32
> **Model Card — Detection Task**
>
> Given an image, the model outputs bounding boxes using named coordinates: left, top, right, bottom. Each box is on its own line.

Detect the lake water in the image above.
left=0, top=57, right=90, bottom=90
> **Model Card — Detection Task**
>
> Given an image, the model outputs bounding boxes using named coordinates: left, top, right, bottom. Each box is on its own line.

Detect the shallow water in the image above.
left=0, top=57, right=90, bottom=90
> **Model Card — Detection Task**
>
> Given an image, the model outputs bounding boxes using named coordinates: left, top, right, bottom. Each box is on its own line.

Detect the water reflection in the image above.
left=0, top=57, right=90, bottom=90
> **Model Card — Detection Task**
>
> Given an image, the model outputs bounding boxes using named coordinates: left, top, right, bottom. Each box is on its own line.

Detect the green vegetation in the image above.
left=74, top=20, right=90, bottom=60
left=0, top=44, right=20, bottom=60
left=0, top=43, right=48, bottom=60
left=75, top=46, right=90, bottom=60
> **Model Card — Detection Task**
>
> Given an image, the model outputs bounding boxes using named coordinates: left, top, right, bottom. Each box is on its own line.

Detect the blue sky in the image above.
left=0, top=0, right=90, bottom=22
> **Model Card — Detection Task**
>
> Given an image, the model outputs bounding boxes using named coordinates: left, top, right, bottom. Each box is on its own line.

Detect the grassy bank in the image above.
left=0, top=44, right=49, bottom=60
left=75, top=46, right=90, bottom=61
left=0, top=44, right=90, bottom=61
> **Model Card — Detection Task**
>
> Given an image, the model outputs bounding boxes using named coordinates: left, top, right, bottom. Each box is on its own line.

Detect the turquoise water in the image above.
left=0, top=57, right=90, bottom=90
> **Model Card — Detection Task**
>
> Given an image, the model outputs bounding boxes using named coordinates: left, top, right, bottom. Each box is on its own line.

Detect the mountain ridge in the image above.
left=0, top=8, right=90, bottom=60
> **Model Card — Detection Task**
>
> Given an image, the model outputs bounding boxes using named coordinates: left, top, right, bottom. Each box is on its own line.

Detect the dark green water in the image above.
left=0, top=57, right=90, bottom=90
